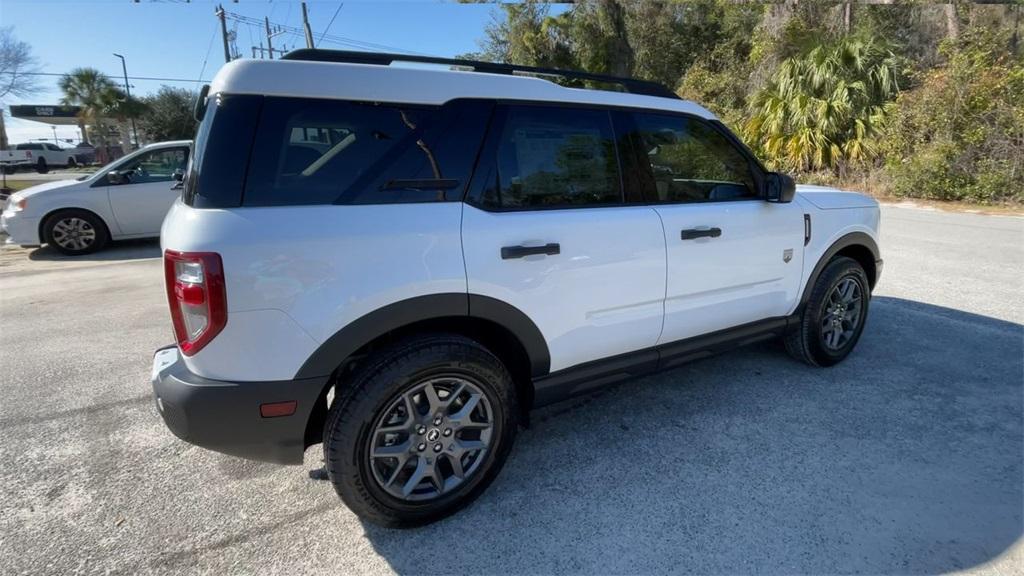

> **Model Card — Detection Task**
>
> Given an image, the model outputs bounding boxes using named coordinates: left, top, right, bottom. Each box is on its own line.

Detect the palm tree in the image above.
left=745, top=38, right=900, bottom=175
left=58, top=67, right=119, bottom=148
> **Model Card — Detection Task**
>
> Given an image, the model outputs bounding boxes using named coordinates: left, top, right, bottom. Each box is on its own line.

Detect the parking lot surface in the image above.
left=0, top=205, right=1021, bottom=575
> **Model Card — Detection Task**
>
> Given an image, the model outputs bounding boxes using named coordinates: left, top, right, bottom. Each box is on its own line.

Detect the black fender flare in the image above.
left=799, top=231, right=880, bottom=308
left=293, top=293, right=551, bottom=379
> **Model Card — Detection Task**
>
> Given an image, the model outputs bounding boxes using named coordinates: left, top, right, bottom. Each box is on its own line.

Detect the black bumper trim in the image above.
left=151, top=347, right=329, bottom=465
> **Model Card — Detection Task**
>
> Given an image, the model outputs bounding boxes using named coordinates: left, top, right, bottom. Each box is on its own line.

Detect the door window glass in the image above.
left=116, top=148, right=189, bottom=184
left=481, top=106, right=621, bottom=209
left=633, top=113, right=757, bottom=203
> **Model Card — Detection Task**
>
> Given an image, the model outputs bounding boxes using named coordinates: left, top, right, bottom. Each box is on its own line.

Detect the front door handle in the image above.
left=680, top=227, right=722, bottom=240
left=501, top=243, right=560, bottom=260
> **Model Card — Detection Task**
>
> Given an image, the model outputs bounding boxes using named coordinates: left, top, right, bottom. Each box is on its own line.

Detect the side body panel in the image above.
left=160, top=200, right=468, bottom=381
left=655, top=200, right=806, bottom=343
left=462, top=204, right=667, bottom=372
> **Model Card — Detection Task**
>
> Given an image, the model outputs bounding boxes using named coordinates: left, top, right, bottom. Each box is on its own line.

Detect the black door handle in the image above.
left=680, top=227, right=722, bottom=240
left=501, top=243, right=560, bottom=260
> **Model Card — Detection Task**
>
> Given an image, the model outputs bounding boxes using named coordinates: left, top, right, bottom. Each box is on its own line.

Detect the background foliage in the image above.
left=464, top=1, right=1023, bottom=204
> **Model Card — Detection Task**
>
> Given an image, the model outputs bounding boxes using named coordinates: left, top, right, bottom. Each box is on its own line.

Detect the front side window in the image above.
left=115, top=147, right=189, bottom=185
left=480, top=106, right=622, bottom=210
left=633, top=113, right=758, bottom=203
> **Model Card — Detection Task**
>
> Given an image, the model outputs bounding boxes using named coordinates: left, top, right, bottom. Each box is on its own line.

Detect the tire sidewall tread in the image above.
left=322, top=334, right=519, bottom=528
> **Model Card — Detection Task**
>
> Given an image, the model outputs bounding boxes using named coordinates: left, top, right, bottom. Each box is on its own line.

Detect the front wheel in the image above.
left=785, top=256, right=871, bottom=366
left=42, top=209, right=110, bottom=255
left=323, top=334, right=519, bottom=528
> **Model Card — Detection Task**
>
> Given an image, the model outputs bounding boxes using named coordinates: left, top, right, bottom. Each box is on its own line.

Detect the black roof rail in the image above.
left=280, top=48, right=680, bottom=100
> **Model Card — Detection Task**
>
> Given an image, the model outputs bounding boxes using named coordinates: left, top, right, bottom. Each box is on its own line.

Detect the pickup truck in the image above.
left=1, top=143, right=83, bottom=174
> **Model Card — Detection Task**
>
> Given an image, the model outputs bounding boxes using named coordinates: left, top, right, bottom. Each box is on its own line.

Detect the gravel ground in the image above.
left=0, top=205, right=1020, bottom=575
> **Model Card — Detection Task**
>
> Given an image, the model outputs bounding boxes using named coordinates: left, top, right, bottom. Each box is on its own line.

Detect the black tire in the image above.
left=1, top=165, right=14, bottom=175
left=785, top=256, right=871, bottom=367
left=66, top=157, right=77, bottom=168
left=42, top=209, right=110, bottom=255
left=323, top=334, right=519, bottom=528
left=35, top=157, right=48, bottom=174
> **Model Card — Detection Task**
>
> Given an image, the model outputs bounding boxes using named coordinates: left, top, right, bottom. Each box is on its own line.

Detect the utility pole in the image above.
left=216, top=4, right=231, bottom=63
left=301, top=2, right=315, bottom=48
left=113, top=53, right=140, bottom=150
left=265, top=17, right=275, bottom=59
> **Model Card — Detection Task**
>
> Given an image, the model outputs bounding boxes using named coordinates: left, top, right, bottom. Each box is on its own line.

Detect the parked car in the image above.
left=0, top=142, right=82, bottom=174
left=151, top=50, right=882, bottom=527
left=1, top=141, right=190, bottom=254
left=67, top=142, right=97, bottom=165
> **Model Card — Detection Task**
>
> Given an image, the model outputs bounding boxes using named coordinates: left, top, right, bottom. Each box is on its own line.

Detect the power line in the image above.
left=318, top=3, right=344, bottom=48
left=21, top=72, right=210, bottom=83
left=221, top=9, right=425, bottom=56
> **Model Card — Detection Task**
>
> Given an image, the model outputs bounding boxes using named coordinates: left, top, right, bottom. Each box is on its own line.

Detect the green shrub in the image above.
left=881, top=28, right=1024, bottom=204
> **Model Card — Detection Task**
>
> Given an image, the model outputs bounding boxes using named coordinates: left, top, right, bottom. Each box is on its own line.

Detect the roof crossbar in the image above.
left=281, top=49, right=680, bottom=100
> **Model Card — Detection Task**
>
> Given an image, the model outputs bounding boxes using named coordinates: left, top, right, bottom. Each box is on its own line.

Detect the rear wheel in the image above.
left=785, top=256, right=870, bottom=366
left=323, top=334, right=518, bottom=528
left=35, top=157, right=48, bottom=174
left=42, top=209, right=109, bottom=255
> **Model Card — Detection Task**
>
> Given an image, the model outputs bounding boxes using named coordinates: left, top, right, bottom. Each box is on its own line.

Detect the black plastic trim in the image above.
left=800, top=232, right=880, bottom=308
left=281, top=49, right=680, bottom=100
left=152, top=348, right=327, bottom=465
left=532, top=316, right=794, bottom=407
left=294, top=293, right=551, bottom=380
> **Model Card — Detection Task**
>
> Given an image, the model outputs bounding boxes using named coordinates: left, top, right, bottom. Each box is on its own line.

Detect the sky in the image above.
left=1, top=0, right=534, bottom=144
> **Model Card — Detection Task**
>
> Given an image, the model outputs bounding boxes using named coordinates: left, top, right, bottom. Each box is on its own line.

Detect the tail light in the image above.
left=164, top=250, right=227, bottom=356
left=24, top=150, right=32, bottom=158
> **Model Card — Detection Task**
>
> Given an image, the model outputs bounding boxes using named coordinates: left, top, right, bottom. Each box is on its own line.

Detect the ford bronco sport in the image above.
left=151, top=49, right=882, bottom=527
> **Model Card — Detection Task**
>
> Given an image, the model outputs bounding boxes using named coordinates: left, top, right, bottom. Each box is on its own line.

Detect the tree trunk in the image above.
left=843, top=2, right=852, bottom=34
left=600, top=0, right=634, bottom=78
left=945, top=3, right=960, bottom=40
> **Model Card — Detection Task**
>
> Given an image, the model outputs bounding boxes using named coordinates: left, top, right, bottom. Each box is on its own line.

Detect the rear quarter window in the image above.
left=243, top=98, right=493, bottom=206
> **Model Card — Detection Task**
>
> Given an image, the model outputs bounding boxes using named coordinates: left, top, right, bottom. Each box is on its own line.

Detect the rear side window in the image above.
left=244, top=98, right=492, bottom=206
left=478, top=105, right=622, bottom=210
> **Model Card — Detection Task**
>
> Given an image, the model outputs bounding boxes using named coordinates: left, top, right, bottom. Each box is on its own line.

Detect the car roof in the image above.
left=208, top=58, right=717, bottom=120
left=145, top=140, right=191, bottom=148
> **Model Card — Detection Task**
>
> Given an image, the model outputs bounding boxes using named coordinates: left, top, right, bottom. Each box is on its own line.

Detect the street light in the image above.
left=112, top=53, right=140, bottom=150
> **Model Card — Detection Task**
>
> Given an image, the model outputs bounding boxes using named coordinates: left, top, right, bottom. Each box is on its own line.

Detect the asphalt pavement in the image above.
left=0, top=205, right=1021, bottom=575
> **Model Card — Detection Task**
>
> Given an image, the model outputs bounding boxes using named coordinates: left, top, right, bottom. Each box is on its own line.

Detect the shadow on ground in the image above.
left=360, top=296, right=1023, bottom=574
left=27, top=238, right=160, bottom=262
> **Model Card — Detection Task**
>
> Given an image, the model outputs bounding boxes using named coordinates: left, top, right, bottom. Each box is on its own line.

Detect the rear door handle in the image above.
left=680, top=227, right=722, bottom=240
left=501, top=243, right=560, bottom=260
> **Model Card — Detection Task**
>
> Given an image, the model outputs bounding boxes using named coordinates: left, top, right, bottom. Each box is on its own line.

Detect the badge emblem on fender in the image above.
left=783, top=248, right=793, bottom=263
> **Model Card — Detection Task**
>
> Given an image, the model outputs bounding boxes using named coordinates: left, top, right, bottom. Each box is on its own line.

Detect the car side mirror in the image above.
left=171, top=169, right=185, bottom=190
left=765, top=172, right=796, bottom=203
left=107, top=171, right=127, bottom=185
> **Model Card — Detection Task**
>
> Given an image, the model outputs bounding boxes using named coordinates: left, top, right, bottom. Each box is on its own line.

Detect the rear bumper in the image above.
left=150, top=346, right=329, bottom=465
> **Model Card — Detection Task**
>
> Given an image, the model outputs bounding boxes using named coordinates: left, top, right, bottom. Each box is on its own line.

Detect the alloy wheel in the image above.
left=820, top=276, right=863, bottom=351
left=367, top=375, right=494, bottom=502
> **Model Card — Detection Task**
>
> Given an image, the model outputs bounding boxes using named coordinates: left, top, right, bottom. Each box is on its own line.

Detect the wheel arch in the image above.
left=298, top=293, right=550, bottom=448
left=800, top=232, right=880, bottom=309
left=38, top=206, right=113, bottom=245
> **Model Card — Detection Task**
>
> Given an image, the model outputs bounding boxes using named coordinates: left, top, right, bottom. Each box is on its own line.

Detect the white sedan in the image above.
left=1, top=141, right=190, bottom=255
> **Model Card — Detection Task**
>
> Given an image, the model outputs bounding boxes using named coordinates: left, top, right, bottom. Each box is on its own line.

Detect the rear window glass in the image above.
left=244, top=98, right=491, bottom=206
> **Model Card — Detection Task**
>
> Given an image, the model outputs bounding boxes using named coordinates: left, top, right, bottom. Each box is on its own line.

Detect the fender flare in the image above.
left=293, top=293, right=551, bottom=379
left=799, top=231, right=880, bottom=307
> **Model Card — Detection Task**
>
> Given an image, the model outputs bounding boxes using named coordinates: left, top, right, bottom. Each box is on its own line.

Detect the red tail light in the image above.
left=164, top=250, right=227, bottom=356
left=24, top=150, right=32, bottom=158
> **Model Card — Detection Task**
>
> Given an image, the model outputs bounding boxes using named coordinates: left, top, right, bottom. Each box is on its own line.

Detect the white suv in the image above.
left=151, top=50, right=882, bottom=527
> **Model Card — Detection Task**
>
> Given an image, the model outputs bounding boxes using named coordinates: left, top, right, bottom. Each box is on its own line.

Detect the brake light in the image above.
left=24, top=150, right=32, bottom=158
left=164, top=250, right=227, bottom=356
